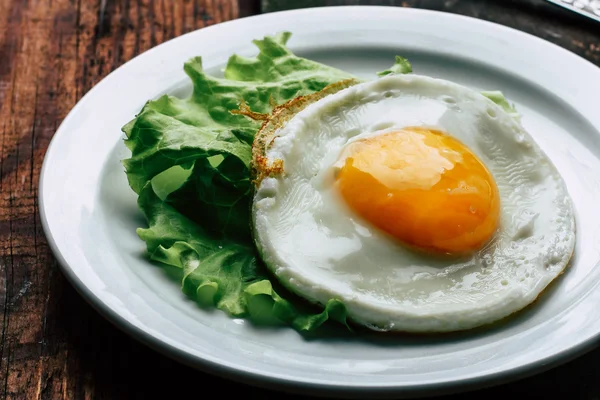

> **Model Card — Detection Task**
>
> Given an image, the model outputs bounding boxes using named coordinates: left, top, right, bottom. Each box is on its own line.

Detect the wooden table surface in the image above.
left=1, top=0, right=599, bottom=398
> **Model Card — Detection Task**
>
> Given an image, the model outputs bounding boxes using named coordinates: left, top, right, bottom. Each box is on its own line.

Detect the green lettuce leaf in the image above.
left=377, top=56, right=413, bottom=77
left=481, top=90, right=521, bottom=121
left=137, top=182, right=349, bottom=331
left=123, top=31, right=357, bottom=195
left=123, top=32, right=371, bottom=331
left=165, top=156, right=253, bottom=242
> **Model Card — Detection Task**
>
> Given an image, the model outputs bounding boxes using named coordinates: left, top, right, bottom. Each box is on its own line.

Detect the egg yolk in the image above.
left=335, top=127, right=500, bottom=255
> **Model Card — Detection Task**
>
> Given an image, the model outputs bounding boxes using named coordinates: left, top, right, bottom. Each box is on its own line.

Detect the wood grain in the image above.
left=0, top=1, right=258, bottom=399
left=1, top=0, right=599, bottom=399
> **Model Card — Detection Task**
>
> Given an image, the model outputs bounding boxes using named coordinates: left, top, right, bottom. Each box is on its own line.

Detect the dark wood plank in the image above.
left=0, top=1, right=255, bottom=398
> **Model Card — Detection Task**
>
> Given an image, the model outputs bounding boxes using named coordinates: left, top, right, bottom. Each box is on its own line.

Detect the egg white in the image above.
left=252, top=74, right=575, bottom=333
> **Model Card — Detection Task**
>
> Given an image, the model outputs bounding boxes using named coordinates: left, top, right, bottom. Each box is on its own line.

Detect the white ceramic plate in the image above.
left=40, top=6, right=600, bottom=398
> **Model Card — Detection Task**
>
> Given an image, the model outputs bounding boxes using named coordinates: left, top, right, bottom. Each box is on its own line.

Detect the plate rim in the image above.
left=39, top=5, right=600, bottom=398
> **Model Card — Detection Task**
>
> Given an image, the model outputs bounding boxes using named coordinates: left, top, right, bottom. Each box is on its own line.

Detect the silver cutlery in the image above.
left=546, top=0, right=600, bottom=23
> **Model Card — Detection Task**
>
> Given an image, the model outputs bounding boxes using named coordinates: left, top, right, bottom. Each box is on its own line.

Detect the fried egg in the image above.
left=251, top=74, right=575, bottom=333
